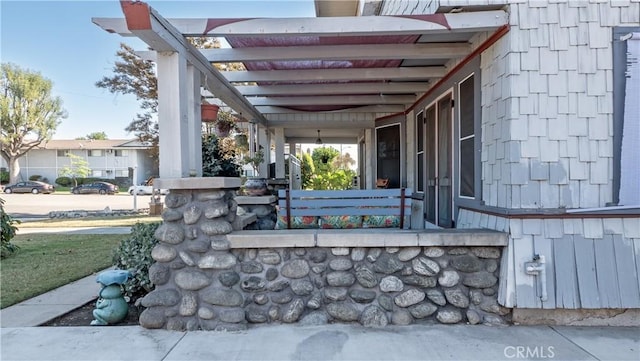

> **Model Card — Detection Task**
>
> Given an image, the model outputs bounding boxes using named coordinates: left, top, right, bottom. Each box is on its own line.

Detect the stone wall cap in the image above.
left=155, top=177, right=241, bottom=190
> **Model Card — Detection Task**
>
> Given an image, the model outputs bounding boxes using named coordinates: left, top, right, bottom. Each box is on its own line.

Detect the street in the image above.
left=1, top=193, right=164, bottom=217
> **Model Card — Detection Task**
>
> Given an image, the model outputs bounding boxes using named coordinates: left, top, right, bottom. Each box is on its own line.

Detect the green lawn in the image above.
left=18, top=215, right=162, bottom=228
left=0, top=234, right=124, bottom=308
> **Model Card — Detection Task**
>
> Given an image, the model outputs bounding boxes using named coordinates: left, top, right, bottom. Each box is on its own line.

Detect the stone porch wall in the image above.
left=140, top=184, right=510, bottom=331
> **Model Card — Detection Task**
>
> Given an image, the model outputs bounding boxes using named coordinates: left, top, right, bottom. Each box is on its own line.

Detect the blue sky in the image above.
left=1, top=0, right=315, bottom=140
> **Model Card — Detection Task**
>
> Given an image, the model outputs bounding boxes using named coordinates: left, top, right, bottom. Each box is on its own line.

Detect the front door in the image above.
left=424, top=93, right=453, bottom=228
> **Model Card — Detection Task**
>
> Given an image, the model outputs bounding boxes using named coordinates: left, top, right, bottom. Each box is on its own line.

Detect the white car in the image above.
left=127, top=185, right=169, bottom=195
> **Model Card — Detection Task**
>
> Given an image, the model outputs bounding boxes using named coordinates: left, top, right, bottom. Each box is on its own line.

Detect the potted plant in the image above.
left=214, top=110, right=236, bottom=138
left=242, top=148, right=267, bottom=196
left=201, top=102, right=219, bottom=123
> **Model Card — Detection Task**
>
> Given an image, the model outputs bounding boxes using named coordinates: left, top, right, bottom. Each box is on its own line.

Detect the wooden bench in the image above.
left=277, top=188, right=412, bottom=229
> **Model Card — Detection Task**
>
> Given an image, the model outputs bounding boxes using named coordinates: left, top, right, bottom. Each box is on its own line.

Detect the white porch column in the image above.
left=186, top=65, right=202, bottom=176
left=258, top=125, right=270, bottom=177
left=365, top=128, right=375, bottom=189
left=157, top=51, right=190, bottom=178
left=274, top=127, right=285, bottom=178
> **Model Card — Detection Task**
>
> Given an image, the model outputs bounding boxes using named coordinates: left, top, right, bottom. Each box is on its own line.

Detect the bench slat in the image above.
left=278, top=188, right=412, bottom=199
left=278, top=207, right=410, bottom=217
left=278, top=198, right=409, bottom=208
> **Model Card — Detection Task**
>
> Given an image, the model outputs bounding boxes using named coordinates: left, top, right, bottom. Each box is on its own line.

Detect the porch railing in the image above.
left=287, top=154, right=301, bottom=190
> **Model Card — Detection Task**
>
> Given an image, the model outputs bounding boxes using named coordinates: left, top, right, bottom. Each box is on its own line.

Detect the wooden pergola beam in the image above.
left=223, top=67, right=446, bottom=83
left=234, top=82, right=431, bottom=96
left=93, top=10, right=508, bottom=37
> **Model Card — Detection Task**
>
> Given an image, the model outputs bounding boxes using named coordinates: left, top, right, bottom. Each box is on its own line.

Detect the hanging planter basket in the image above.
left=201, top=104, right=219, bottom=123
left=215, top=123, right=232, bottom=138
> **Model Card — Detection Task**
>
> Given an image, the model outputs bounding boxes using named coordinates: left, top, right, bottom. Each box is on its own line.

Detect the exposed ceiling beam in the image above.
left=287, top=136, right=359, bottom=144
left=256, top=105, right=404, bottom=114
left=92, top=10, right=508, bottom=37
left=235, top=82, right=430, bottom=96
left=197, top=43, right=471, bottom=62
left=223, top=67, right=446, bottom=82
left=115, top=1, right=266, bottom=124
left=249, top=95, right=415, bottom=106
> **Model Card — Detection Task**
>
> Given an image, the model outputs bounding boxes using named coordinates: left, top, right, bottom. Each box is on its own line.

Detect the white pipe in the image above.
left=525, top=255, right=548, bottom=302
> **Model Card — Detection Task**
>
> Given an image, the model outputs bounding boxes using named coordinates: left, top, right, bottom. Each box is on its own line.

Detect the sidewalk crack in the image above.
left=549, top=326, right=600, bottom=361
left=161, top=331, right=188, bottom=361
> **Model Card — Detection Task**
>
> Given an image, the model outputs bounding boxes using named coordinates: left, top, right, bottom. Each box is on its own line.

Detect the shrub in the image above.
left=112, top=222, right=161, bottom=303
left=1, top=198, right=20, bottom=258
left=202, top=134, right=241, bottom=177
left=29, top=175, right=42, bottom=181
left=55, top=176, right=72, bottom=187
left=1, top=170, right=9, bottom=184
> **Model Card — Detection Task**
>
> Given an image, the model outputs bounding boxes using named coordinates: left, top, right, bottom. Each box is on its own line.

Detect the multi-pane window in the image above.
left=458, top=74, right=475, bottom=198
left=56, top=150, right=69, bottom=157
left=92, top=170, right=104, bottom=177
left=89, top=150, right=104, bottom=157
left=115, top=150, right=128, bottom=157
left=416, top=111, right=424, bottom=192
left=115, top=170, right=129, bottom=177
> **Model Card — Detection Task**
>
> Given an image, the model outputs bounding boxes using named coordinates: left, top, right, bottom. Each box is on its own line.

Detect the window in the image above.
left=458, top=74, right=475, bottom=198
left=115, top=169, right=129, bottom=177
left=89, top=150, right=103, bottom=157
left=57, top=150, right=69, bottom=157
left=91, top=170, right=104, bottom=177
left=114, top=149, right=128, bottom=157
left=416, top=111, right=425, bottom=192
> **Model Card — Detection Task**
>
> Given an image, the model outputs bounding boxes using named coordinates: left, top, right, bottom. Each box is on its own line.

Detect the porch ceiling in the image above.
left=93, top=2, right=508, bottom=139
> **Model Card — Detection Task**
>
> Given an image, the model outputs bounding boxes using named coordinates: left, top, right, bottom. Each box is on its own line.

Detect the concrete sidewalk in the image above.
left=0, top=271, right=102, bottom=327
left=1, top=323, right=638, bottom=361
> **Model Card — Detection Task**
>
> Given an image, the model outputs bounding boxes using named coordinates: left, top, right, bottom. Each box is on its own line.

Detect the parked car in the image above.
left=127, top=185, right=169, bottom=195
left=71, top=181, right=119, bottom=195
left=3, top=181, right=55, bottom=194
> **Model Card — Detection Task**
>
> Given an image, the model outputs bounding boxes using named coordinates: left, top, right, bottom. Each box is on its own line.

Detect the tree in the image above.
left=0, top=63, right=66, bottom=184
left=334, top=152, right=356, bottom=170
left=300, top=152, right=315, bottom=189
left=95, top=43, right=158, bottom=158
left=76, top=131, right=108, bottom=140
left=96, top=40, right=244, bottom=161
left=59, top=153, right=91, bottom=187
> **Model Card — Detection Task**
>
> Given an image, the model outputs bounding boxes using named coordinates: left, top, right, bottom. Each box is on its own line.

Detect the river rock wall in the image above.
left=139, top=189, right=510, bottom=331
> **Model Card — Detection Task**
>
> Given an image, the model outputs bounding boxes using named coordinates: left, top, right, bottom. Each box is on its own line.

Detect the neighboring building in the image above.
left=1, top=139, right=157, bottom=186
left=97, top=0, right=639, bottom=324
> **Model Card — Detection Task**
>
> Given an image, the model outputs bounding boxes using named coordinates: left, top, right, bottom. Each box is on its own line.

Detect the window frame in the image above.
left=612, top=26, right=640, bottom=205
left=88, top=149, right=104, bottom=157
left=457, top=73, right=476, bottom=199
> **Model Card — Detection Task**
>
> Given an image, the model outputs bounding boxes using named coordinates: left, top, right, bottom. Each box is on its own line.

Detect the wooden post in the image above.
left=157, top=52, right=190, bottom=178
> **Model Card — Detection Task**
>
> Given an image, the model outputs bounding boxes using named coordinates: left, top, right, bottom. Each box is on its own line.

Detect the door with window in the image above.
left=376, top=124, right=401, bottom=189
left=423, top=93, right=453, bottom=228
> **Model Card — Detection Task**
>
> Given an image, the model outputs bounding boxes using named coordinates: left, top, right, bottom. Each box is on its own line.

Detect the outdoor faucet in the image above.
left=525, top=254, right=548, bottom=302
left=524, top=254, right=548, bottom=302
left=91, top=269, right=131, bottom=326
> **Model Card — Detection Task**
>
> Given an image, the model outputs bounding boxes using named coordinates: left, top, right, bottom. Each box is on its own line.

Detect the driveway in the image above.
left=1, top=193, right=164, bottom=217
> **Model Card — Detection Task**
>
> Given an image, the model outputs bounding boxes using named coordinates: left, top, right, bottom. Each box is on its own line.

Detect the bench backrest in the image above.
left=277, top=188, right=412, bottom=228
